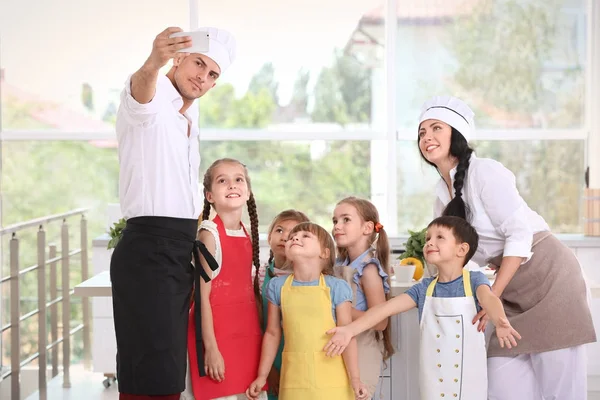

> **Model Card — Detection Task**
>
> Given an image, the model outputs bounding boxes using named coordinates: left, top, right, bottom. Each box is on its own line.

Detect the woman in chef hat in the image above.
left=416, top=95, right=596, bottom=399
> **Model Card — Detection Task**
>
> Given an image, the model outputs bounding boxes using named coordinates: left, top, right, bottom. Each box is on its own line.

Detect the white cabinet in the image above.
left=91, top=235, right=117, bottom=375
left=390, top=312, right=421, bottom=400
left=373, top=327, right=393, bottom=399
left=92, top=317, right=117, bottom=373
left=374, top=376, right=392, bottom=400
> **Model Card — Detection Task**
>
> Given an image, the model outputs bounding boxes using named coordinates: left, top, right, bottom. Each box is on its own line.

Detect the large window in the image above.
left=0, top=0, right=189, bottom=132
left=1, top=0, right=383, bottom=233
left=347, top=0, right=589, bottom=233
left=387, top=0, right=586, bottom=130
left=1, top=141, right=119, bottom=229
left=197, top=0, right=382, bottom=131
left=0, top=0, right=593, bottom=241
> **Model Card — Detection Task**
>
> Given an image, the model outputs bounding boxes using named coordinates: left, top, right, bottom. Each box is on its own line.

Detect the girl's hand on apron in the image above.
left=204, top=347, right=225, bottom=382
left=266, top=367, right=280, bottom=396
left=472, top=309, right=489, bottom=332
left=351, top=378, right=369, bottom=400
left=246, top=377, right=266, bottom=399
left=324, top=327, right=351, bottom=357
left=495, top=317, right=522, bottom=349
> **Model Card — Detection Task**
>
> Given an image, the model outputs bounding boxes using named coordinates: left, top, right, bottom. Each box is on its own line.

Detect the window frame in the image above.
left=0, top=0, right=597, bottom=236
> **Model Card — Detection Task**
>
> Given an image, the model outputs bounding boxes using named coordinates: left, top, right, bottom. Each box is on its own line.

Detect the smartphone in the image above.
left=170, top=30, right=210, bottom=53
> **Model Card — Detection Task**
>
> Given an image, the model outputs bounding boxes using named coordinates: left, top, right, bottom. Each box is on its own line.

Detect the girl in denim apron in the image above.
left=332, top=197, right=394, bottom=398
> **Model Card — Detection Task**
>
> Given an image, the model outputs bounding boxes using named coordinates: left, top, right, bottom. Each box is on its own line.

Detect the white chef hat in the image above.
left=182, top=27, right=237, bottom=73
left=418, top=96, right=475, bottom=141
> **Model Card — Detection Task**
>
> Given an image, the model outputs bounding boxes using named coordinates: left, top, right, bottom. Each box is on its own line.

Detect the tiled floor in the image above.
left=25, top=366, right=118, bottom=400
left=22, top=366, right=600, bottom=400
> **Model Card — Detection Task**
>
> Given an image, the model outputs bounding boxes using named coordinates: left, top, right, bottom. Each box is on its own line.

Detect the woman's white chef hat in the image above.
left=418, top=96, right=475, bottom=141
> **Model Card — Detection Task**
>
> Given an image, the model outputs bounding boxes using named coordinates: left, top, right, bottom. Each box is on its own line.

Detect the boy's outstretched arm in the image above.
left=324, top=294, right=417, bottom=357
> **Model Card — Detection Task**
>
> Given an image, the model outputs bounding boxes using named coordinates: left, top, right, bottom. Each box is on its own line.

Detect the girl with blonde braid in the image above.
left=332, top=197, right=394, bottom=397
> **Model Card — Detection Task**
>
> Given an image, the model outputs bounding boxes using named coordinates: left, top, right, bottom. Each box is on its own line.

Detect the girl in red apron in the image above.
left=246, top=222, right=369, bottom=400
left=185, top=158, right=266, bottom=400
left=331, top=197, right=395, bottom=397
left=324, top=216, right=521, bottom=400
left=256, top=210, right=310, bottom=400
left=417, top=95, right=596, bottom=399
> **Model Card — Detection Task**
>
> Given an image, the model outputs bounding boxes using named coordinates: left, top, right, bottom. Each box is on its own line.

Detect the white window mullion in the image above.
left=1, top=130, right=116, bottom=141
left=2, top=128, right=586, bottom=143
left=199, top=129, right=386, bottom=141
left=398, top=128, right=588, bottom=141
left=0, top=129, right=386, bottom=142
left=189, top=0, right=199, bottom=30
left=384, top=0, right=398, bottom=235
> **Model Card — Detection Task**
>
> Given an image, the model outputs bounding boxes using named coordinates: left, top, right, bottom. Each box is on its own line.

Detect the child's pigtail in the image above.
left=247, top=193, right=263, bottom=323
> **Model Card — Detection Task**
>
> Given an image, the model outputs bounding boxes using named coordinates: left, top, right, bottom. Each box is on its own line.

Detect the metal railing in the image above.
left=0, top=208, right=90, bottom=400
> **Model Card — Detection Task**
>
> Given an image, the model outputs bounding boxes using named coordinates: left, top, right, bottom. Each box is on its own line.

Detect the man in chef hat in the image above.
left=111, top=27, right=236, bottom=400
left=166, top=27, right=236, bottom=100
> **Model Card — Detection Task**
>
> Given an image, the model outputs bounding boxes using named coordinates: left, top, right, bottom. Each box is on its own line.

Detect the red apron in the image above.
left=187, top=216, right=263, bottom=400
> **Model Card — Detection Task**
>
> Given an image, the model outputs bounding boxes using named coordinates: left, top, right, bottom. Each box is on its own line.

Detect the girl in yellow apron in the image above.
left=246, top=222, right=369, bottom=400
left=324, top=216, right=521, bottom=400
left=256, top=210, right=309, bottom=400
left=332, top=197, right=395, bottom=397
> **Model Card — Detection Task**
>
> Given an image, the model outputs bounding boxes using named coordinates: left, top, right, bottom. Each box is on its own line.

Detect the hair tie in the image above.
left=375, top=222, right=384, bottom=233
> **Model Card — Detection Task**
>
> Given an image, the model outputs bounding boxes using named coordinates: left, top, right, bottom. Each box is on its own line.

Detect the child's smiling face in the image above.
left=423, top=224, right=469, bottom=268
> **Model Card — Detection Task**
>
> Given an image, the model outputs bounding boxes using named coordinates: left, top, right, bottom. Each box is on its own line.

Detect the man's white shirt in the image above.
left=116, top=75, right=202, bottom=219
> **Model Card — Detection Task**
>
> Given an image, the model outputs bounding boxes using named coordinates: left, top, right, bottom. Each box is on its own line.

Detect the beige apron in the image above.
left=487, top=232, right=596, bottom=357
left=334, top=255, right=385, bottom=396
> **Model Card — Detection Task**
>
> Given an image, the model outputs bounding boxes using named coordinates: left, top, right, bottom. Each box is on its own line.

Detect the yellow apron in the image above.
left=279, top=274, right=354, bottom=400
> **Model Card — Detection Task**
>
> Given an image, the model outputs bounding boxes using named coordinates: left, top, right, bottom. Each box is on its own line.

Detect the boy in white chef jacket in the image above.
left=324, top=216, right=521, bottom=400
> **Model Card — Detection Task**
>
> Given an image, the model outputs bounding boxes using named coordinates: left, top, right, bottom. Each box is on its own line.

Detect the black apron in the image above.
left=110, top=216, right=217, bottom=395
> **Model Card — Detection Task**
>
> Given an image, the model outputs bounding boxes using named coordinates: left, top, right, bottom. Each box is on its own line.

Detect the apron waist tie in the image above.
left=192, top=240, right=219, bottom=377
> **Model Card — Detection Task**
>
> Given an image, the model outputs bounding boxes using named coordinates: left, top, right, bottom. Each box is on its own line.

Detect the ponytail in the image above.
left=247, top=193, right=263, bottom=325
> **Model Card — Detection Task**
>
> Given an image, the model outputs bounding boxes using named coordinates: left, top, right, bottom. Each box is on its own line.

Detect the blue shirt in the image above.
left=336, top=248, right=390, bottom=311
left=266, top=275, right=353, bottom=323
left=405, top=271, right=491, bottom=321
